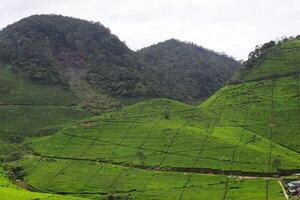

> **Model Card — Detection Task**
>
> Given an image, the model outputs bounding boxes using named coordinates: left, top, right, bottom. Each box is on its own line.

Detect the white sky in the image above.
left=1, top=0, right=300, bottom=60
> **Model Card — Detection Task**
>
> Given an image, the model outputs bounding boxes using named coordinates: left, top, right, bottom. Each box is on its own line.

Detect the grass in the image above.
left=3, top=39, right=300, bottom=199
left=0, top=66, right=93, bottom=153
left=30, top=92, right=300, bottom=173
left=0, top=105, right=91, bottom=140
left=18, top=157, right=285, bottom=200
left=17, top=70, right=300, bottom=199
left=17, top=88, right=297, bottom=199
left=233, top=39, right=300, bottom=82
left=0, top=166, right=86, bottom=199
left=0, top=66, right=76, bottom=106
left=203, top=76, right=300, bottom=153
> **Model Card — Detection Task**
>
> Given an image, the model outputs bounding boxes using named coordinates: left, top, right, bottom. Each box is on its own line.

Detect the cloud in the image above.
left=0, top=0, right=300, bottom=59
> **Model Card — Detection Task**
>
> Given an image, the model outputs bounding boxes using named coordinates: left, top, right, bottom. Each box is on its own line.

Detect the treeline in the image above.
left=243, top=35, right=300, bottom=69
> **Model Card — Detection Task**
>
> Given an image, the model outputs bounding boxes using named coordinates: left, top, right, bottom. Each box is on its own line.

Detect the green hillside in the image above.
left=0, top=166, right=86, bottom=199
left=0, top=14, right=240, bottom=105
left=13, top=98, right=289, bottom=199
left=232, top=38, right=300, bottom=82
left=0, top=66, right=92, bottom=157
left=28, top=97, right=300, bottom=173
left=11, top=38, right=300, bottom=199
left=137, top=39, right=240, bottom=101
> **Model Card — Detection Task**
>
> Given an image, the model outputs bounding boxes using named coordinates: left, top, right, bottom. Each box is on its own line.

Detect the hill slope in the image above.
left=14, top=38, right=300, bottom=199
left=0, top=14, right=240, bottom=104
left=137, top=39, right=241, bottom=101
left=0, top=65, right=93, bottom=160
left=0, top=14, right=242, bottom=161
left=232, top=38, right=300, bottom=83
left=0, top=167, right=86, bottom=199
left=16, top=98, right=288, bottom=199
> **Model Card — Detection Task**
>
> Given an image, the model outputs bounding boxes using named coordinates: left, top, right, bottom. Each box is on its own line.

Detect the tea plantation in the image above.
left=2, top=34, right=300, bottom=200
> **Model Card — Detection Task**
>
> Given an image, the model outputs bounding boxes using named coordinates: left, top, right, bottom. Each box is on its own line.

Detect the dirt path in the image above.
left=278, top=179, right=289, bottom=200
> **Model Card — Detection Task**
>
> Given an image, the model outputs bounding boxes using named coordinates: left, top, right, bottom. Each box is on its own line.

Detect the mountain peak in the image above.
left=0, top=14, right=240, bottom=103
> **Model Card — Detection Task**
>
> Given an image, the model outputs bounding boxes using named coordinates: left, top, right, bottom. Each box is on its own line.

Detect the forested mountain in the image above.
left=137, top=39, right=241, bottom=101
left=0, top=14, right=240, bottom=108
left=0, top=14, right=142, bottom=95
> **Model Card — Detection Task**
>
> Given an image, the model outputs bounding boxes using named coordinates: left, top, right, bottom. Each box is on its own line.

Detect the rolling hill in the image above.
left=0, top=14, right=241, bottom=199
left=0, top=14, right=240, bottom=158
left=137, top=39, right=240, bottom=101
left=0, top=166, right=86, bottom=199
left=10, top=38, right=300, bottom=199
left=0, top=14, right=240, bottom=106
left=0, top=66, right=93, bottom=160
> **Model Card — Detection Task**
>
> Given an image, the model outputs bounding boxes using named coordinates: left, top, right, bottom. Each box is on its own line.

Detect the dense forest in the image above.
left=137, top=39, right=241, bottom=101
left=0, top=14, right=241, bottom=107
left=0, top=14, right=142, bottom=95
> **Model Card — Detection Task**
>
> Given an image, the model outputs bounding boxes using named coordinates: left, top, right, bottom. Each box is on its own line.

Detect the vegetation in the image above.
left=0, top=14, right=240, bottom=104
left=137, top=39, right=241, bottom=101
left=12, top=38, right=300, bottom=200
left=243, top=40, right=276, bottom=69
left=0, top=166, right=86, bottom=199
left=15, top=89, right=295, bottom=199
left=0, top=66, right=92, bottom=156
left=232, top=36, right=300, bottom=83
left=0, top=14, right=299, bottom=200
left=17, top=157, right=285, bottom=199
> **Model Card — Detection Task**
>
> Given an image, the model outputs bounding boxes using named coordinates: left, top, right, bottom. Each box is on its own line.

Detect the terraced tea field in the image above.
left=2, top=37, right=300, bottom=200
left=232, top=39, right=300, bottom=82
left=0, top=167, right=86, bottom=199
left=0, top=67, right=92, bottom=155
left=16, top=73, right=300, bottom=199
left=20, top=158, right=285, bottom=200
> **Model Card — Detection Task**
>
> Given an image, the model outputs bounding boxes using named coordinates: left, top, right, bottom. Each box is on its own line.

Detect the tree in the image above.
left=243, top=41, right=276, bottom=69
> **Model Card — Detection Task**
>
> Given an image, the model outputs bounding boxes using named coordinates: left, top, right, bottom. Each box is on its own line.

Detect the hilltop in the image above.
left=0, top=14, right=240, bottom=107
left=232, top=37, right=300, bottom=83
left=137, top=39, right=240, bottom=101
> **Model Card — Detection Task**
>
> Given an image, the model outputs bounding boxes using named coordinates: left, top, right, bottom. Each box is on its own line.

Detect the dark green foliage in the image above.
left=164, top=112, right=170, bottom=120
left=0, top=14, right=143, bottom=96
left=5, top=165, right=26, bottom=180
left=242, top=36, right=298, bottom=70
left=243, top=40, right=276, bottom=69
left=0, top=15, right=240, bottom=102
left=232, top=37, right=300, bottom=83
left=137, top=39, right=241, bottom=101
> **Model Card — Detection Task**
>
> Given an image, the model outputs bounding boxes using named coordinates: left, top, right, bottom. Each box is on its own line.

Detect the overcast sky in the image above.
left=1, top=0, right=300, bottom=60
